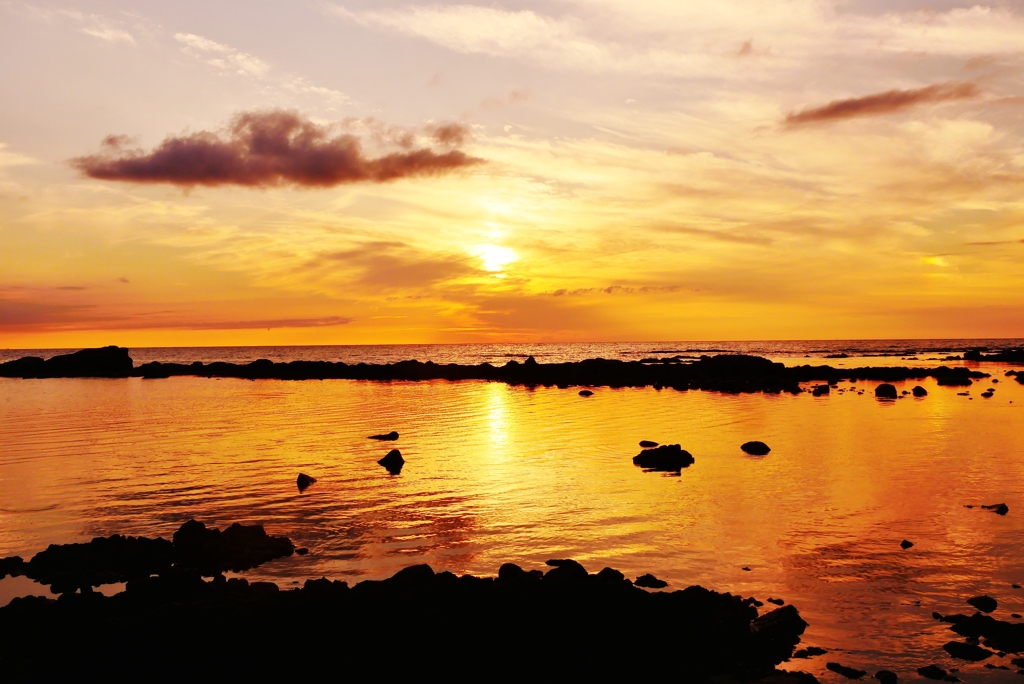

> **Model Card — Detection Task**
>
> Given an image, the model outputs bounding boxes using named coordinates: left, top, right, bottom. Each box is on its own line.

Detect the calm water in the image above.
left=2, top=343, right=1024, bottom=681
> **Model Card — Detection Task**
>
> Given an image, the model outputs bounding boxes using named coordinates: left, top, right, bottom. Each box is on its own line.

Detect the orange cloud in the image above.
left=785, top=82, right=980, bottom=126
left=73, top=111, right=483, bottom=187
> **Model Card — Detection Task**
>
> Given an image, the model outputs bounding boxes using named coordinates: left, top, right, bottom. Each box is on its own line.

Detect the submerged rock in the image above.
left=916, top=665, right=948, bottom=680
left=296, top=473, right=316, bottom=491
left=792, top=646, right=827, bottom=658
left=632, top=444, right=694, bottom=473
left=378, top=449, right=405, bottom=475
left=875, top=383, right=898, bottom=399
left=368, top=431, right=399, bottom=441
left=811, top=384, right=830, bottom=396
left=741, top=441, right=771, bottom=456
left=826, top=662, right=867, bottom=679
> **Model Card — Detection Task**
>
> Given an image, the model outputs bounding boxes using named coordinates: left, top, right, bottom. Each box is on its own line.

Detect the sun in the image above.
left=472, top=244, right=519, bottom=273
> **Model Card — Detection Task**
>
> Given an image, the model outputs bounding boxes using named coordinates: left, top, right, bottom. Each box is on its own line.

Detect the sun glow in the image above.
left=472, top=244, right=519, bottom=273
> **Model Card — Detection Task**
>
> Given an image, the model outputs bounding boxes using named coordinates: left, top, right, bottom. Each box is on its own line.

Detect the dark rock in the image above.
left=792, top=646, right=828, bottom=658
left=982, top=503, right=1009, bottom=515
left=932, top=612, right=943, bottom=620
left=578, top=389, right=594, bottom=396
left=811, top=384, right=830, bottom=396
left=296, top=548, right=309, bottom=556
left=912, top=386, right=928, bottom=397
left=943, top=640, right=992, bottom=661
left=368, top=431, right=399, bottom=441
left=874, top=670, right=897, bottom=684
left=741, top=441, right=771, bottom=456
left=172, top=520, right=294, bottom=575
left=638, top=440, right=658, bottom=448
left=767, top=598, right=785, bottom=606
left=632, top=444, right=694, bottom=473
left=296, top=473, right=316, bottom=491
left=967, top=595, right=997, bottom=613
left=900, top=539, right=913, bottom=550
left=751, top=605, right=808, bottom=658
left=0, top=346, right=134, bottom=378
left=0, top=556, right=25, bottom=580
left=542, top=559, right=589, bottom=584
left=594, top=567, right=626, bottom=584
left=826, top=662, right=867, bottom=679
left=378, top=449, right=404, bottom=475
left=917, top=665, right=948, bottom=680
left=875, top=383, right=898, bottom=399
left=937, top=375, right=972, bottom=387
left=634, top=574, right=667, bottom=589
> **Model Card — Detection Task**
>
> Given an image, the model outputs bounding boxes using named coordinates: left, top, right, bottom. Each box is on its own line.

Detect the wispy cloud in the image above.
left=785, top=82, right=981, bottom=126
left=73, top=111, right=483, bottom=188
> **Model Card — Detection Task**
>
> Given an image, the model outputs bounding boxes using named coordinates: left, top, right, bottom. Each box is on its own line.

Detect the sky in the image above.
left=1, top=0, right=1023, bottom=348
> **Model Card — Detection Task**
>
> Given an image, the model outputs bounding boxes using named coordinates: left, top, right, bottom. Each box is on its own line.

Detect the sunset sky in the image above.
left=2, top=0, right=1023, bottom=347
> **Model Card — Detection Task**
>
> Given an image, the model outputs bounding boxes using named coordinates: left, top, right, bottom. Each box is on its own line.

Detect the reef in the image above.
left=0, top=347, right=994, bottom=395
left=0, top=522, right=814, bottom=682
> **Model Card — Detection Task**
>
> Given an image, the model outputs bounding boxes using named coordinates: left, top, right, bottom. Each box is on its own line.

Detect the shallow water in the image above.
left=2, top=363, right=1024, bottom=681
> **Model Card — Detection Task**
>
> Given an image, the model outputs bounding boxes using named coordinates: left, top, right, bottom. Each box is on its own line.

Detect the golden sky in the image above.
left=2, top=0, right=1023, bottom=347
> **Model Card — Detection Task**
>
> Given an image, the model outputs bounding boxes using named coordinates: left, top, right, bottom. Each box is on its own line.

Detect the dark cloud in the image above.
left=0, top=300, right=94, bottom=327
left=160, top=316, right=353, bottom=330
left=73, top=110, right=483, bottom=187
left=785, top=82, right=980, bottom=126
left=431, top=123, right=471, bottom=146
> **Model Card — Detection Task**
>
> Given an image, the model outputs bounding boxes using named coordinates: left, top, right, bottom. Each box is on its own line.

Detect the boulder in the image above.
left=543, top=558, right=589, bottom=584
left=912, top=386, right=928, bottom=397
left=916, top=665, right=948, bottom=680
left=943, top=640, right=992, bottom=661
left=634, top=574, right=667, bottom=589
left=369, top=431, right=399, bottom=441
left=937, top=375, right=972, bottom=387
left=875, top=384, right=898, bottom=399
left=792, top=646, right=827, bottom=658
left=900, top=539, right=913, bottom=550
left=296, top=473, right=316, bottom=491
left=826, top=662, right=867, bottom=679
left=632, top=444, right=694, bottom=473
left=578, top=389, right=594, bottom=397
left=982, top=503, right=1009, bottom=515
left=967, top=595, right=997, bottom=613
left=874, top=671, right=898, bottom=684
left=741, top=441, right=771, bottom=456
left=811, top=384, right=830, bottom=396
left=378, top=449, right=404, bottom=475
left=638, top=440, right=658, bottom=448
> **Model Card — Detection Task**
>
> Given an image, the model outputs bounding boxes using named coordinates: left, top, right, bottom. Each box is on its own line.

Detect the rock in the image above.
left=296, top=473, right=316, bottom=491
left=369, top=431, right=399, bottom=441
left=594, top=567, right=626, bottom=584
left=967, top=595, right=997, bottom=613
left=378, top=449, right=404, bottom=475
left=767, top=598, right=785, bottom=606
left=981, top=503, right=1009, bottom=515
left=296, top=548, right=309, bottom=556
left=874, top=670, right=897, bottom=684
left=916, top=665, right=948, bottom=680
left=578, top=389, right=594, bottom=397
left=0, top=346, right=134, bottom=379
left=741, top=441, right=771, bottom=456
left=792, top=646, right=827, bottom=658
left=943, top=640, right=992, bottom=661
left=542, top=558, right=589, bottom=584
left=826, top=662, right=867, bottom=679
left=937, top=375, right=972, bottom=387
left=172, top=520, right=294, bottom=575
left=912, top=386, right=928, bottom=397
left=812, top=384, right=830, bottom=396
left=638, top=440, right=658, bottom=448
left=0, top=555, right=25, bottom=580
left=632, top=444, right=694, bottom=473
left=634, top=574, right=667, bottom=589
left=900, top=539, right=913, bottom=550
left=875, top=384, right=898, bottom=399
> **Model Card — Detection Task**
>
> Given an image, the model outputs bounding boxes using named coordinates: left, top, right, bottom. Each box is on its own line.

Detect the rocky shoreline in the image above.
left=0, top=521, right=814, bottom=682
left=0, top=346, right=1002, bottom=394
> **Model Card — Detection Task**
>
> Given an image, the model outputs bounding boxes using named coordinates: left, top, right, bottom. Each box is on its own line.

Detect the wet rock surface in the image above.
left=632, top=444, right=694, bottom=472
left=0, top=525, right=813, bottom=681
left=1, top=348, right=990, bottom=396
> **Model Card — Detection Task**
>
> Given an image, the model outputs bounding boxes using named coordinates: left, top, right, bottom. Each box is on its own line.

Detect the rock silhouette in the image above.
left=980, top=503, right=1009, bottom=515
left=875, top=383, right=898, bottom=399
left=741, top=441, right=771, bottom=456
left=639, top=440, right=658, bottom=448
left=912, top=386, right=928, bottom=397
left=811, top=384, right=830, bottom=396
left=916, top=664, right=948, bottom=680
left=296, top=473, right=316, bottom=491
left=967, top=595, right=997, bottom=613
left=378, top=449, right=404, bottom=475
left=900, top=540, right=914, bottom=550
left=0, top=346, right=133, bottom=378
left=826, top=662, right=867, bottom=679
left=578, top=389, right=594, bottom=396
left=942, top=640, right=992, bottom=661
left=2, top=348, right=990, bottom=396
left=632, top=444, right=694, bottom=473
left=369, top=431, right=399, bottom=441
left=874, top=670, right=897, bottom=684
left=634, top=574, right=668, bottom=589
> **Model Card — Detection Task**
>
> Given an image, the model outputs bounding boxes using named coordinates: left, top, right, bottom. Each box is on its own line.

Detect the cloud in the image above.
left=73, top=111, right=484, bottom=188
left=80, top=25, right=135, bottom=45
left=175, top=32, right=270, bottom=77
left=785, top=82, right=980, bottom=126
left=307, top=241, right=481, bottom=291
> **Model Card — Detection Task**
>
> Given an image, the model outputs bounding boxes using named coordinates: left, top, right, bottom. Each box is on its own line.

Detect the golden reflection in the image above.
left=485, top=381, right=510, bottom=458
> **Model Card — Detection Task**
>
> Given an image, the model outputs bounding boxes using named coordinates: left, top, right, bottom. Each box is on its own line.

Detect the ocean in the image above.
left=2, top=340, right=1023, bottom=680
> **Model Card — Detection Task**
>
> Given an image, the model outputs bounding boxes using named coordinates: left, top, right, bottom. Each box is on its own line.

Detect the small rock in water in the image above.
left=812, top=384, right=830, bottom=396
left=639, top=440, right=658, bottom=448
left=632, top=444, right=694, bottom=473
left=741, top=441, right=771, bottom=456
left=1013, top=613, right=1022, bottom=618
left=578, top=389, right=594, bottom=397
left=634, top=573, right=668, bottom=589
left=875, top=383, right=898, bottom=399
left=916, top=665, right=948, bottom=680
left=378, top=449, right=405, bottom=475
left=826, top=662, right=867, bottom=679
left=742, top=566, right=751, bottom=571
left=982, top=503, right=1009, bottom=515
left=967, top=595, right=997, bottom=613
left=900, top=539, right=914, bottom=549
left=1014, top=584, right=1022, bottom=589
left=296, top=473, right=317, bottom=491
left=767, top=597, right=785, bottom=606
left=912, top=386, right=928, bottom=397
left=296, top=548, right=309, bottom=555
left=943, top=640, right=993, bottom=661
left=369, top=431, right=399, bottom=441
left=874, top=671, right=898, bottom=684
left=792, top=646, right=827, bottom=658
